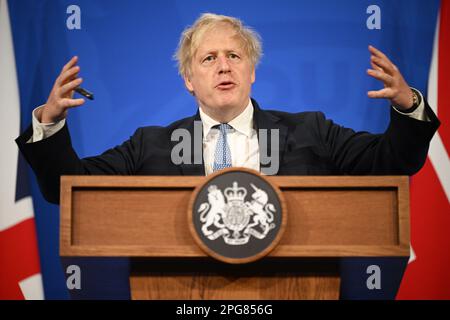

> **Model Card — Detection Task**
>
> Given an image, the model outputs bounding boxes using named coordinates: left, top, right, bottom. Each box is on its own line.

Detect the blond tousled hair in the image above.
left=174, top=13, right=262, bottom=78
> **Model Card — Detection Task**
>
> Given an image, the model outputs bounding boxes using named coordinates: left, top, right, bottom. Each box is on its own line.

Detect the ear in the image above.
left=251, top=68, right=256, bottom=84
left=184, top=74, right=195, bottom=94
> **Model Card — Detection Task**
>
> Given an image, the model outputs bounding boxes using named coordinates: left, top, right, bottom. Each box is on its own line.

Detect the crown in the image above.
left=224, top=182, right=247, bottom=202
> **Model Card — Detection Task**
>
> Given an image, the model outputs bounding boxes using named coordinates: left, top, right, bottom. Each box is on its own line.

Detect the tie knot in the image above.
left=215, top=123, right=232, bottom=134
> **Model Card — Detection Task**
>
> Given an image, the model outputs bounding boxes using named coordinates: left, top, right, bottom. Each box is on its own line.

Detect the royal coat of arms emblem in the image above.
left=197, top=181, right=276, bottom=245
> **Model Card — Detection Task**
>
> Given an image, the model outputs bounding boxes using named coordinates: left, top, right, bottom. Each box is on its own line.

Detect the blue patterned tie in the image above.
left=213, top=123, right=232, bottom=172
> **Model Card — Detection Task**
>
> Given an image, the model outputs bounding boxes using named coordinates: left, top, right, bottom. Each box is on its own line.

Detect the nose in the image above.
left=217, top=55, right=231, bottom=74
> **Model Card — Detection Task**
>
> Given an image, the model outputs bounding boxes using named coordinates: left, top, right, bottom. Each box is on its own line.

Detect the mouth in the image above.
left=215, top=81, right=236, bottom=90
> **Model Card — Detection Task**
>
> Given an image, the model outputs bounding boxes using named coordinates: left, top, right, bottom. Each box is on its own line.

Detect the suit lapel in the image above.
left=252, top=99, right=288, bottom=172
left=170, top=111, right=205, bottom=176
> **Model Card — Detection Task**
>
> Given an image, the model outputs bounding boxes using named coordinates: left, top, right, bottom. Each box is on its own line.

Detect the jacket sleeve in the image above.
left=15, top=122, right=143, bottom=204
left=317, top=100, right=440, bottom=175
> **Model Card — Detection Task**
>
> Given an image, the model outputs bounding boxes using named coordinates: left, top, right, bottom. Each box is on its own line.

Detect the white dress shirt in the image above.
left=28, top=106, right=66, bottom=143
left=199, top=99, right=260, bottom=175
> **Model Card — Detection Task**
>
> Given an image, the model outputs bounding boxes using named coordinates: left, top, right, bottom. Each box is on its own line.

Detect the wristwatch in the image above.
left=399, top=88, right=421, bottom=113
left=411, top=89, right=420, bottom=108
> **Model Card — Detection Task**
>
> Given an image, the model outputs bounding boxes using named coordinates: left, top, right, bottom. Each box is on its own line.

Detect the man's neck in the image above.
left=199, top=100, right=250, bottom=123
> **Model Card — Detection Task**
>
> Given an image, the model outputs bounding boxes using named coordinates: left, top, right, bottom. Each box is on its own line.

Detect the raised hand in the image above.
left=367, top=45, right=414, bottom=111
left=39, top=56, right=85, bottom=123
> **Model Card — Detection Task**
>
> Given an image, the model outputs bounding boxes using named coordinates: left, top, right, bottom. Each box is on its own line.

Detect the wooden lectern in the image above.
left=60, top=175, right=409, bottom=300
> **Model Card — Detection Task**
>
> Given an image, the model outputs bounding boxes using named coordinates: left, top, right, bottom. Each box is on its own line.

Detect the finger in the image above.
left=369, top=45, right=396, bottom=69
left=57, top=66, right=80, bottom=86
left=67, top=71, right=79, bottom=84
left=371, top=60, right=383, bottom=72
left=60, top=77, right=83, bottom=96
left=367, top=88, right=394, bottom=99
left=61, top=56, right=78, bottom=73
left=367, top=69, right=394, bottom=86
left=60, top=97, right=85, bottom=108
left=368, top=45, right=389, bottom=60
left=371, top=56, right=395, bottom=75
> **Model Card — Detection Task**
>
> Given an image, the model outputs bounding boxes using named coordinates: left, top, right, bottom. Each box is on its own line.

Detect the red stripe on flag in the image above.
left=397, top=160, right=450, bottom=299
left=438, top=0, right=450, bottom=155
left=0, top=218, right=41, bottom=300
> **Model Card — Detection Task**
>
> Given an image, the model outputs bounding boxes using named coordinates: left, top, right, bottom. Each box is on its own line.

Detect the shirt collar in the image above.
left=199, top=99, right=254, bottom=138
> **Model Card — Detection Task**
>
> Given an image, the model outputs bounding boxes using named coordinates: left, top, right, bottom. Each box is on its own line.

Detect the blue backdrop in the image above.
left=9, top=0, right=439, bottom=299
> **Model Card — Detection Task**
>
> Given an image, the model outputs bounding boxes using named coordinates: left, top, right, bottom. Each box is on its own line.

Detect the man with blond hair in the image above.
left=16, top=13, right=440, bottom=204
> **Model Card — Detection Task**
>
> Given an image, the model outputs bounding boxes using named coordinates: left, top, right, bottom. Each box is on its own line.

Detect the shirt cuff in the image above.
left=27, top=105, right=66, bottom=143
left=392, top=88, right=429, bottom=122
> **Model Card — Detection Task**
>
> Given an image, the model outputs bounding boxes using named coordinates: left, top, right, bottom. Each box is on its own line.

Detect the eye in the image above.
left=229, top=53, right=240, bottom=60
left=202, top=55, right=216, bottom=63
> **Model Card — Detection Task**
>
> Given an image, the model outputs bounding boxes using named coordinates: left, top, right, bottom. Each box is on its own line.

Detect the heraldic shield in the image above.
left=189, top=168, right=287, bottom=264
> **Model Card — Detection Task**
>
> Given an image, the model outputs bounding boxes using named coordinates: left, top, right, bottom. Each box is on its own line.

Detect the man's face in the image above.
left=184, top=25, right=255, bottom=119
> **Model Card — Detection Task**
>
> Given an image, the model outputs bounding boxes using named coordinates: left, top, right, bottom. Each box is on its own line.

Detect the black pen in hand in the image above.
left=74, top=87, right=94, bottom=100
